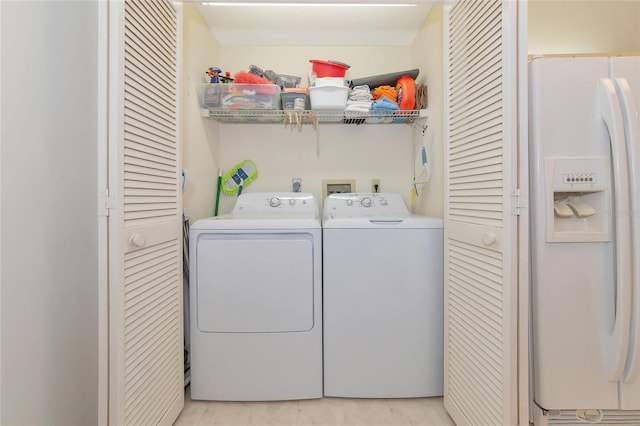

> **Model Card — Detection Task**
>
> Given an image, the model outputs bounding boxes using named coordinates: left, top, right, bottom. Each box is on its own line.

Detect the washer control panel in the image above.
left=324, top=193, right=409, bottom=219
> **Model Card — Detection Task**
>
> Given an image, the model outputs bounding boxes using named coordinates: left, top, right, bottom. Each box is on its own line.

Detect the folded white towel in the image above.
left=349, top=85, right=372, bottom=102
left=345, top=100, right=372, bottom=112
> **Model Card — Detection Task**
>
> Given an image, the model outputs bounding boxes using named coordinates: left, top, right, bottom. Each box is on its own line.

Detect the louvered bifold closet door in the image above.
left=108, top=0, right=183, bottom=425
left=443, top=1, right=520, bottom=425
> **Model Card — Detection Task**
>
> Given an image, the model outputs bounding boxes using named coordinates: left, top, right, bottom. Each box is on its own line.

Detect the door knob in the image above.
left=481, top=232, right=497, bottom=246
left=129, top=233, right=146, bottom=247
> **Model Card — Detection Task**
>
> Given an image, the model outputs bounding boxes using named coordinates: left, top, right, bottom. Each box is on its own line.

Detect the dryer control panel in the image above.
left=233, top=192, right=319, bottom=216
left=323, top=193, right=409, bottom=219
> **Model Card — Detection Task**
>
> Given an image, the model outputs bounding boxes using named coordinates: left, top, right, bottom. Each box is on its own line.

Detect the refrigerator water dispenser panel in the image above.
left=545, top=157, right=611, bottom=242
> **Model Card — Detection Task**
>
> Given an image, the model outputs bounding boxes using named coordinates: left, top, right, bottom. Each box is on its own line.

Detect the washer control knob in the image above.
left=289, top=198, right=296, bottom=206
left=269, top=197, right=281, bottom=207
left=346, top=199, right=353, bottom=206
left=380, top=198, right=388, bottom=206
left=361, top=197, right=372, bottom=208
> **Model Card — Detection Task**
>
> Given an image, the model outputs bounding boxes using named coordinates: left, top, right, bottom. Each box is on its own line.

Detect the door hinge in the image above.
left=98, top=189, right=115, bottom=217
left=511, top=188, right=527, bottom=216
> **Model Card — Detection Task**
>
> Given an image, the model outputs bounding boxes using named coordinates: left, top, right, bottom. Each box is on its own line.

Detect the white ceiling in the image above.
left=194, top=2, right=434, bottom=46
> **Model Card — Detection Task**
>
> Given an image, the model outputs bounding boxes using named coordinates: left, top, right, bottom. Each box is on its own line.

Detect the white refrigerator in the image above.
left=529, top=56, right=640, bottom=425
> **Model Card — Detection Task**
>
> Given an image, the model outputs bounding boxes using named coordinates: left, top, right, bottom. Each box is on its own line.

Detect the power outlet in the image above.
left=372, top=179, right=380, bottom=193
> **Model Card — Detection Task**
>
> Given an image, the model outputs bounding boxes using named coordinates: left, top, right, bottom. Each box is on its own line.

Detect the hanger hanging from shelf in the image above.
left=411, top=121, right=432, bottom=196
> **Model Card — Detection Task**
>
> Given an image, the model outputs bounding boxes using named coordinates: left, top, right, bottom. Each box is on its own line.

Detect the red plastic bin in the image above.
left=309, top=59, right=349, bottom=78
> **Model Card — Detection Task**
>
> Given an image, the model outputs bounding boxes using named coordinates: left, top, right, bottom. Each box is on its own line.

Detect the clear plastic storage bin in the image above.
left=199, top=83, right=281, bottom=110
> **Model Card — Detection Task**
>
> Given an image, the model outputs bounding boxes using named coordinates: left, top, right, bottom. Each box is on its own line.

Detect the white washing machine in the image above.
left=322, top=193, right=444, bottom=398
left=189, top=192, right=322, bottom=401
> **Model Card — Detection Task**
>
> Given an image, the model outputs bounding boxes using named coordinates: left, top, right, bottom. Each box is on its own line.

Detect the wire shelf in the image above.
left=200, top=108, right=426, bottom=125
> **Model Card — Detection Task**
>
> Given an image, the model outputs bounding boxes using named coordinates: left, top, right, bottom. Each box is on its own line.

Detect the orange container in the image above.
left=396, top=75, right=416, bottom=110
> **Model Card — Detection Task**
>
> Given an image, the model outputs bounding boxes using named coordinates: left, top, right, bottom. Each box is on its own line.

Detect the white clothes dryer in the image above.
left=189, top=192, right=322, bottom=401
left=322, top=193, right=444, bottom=398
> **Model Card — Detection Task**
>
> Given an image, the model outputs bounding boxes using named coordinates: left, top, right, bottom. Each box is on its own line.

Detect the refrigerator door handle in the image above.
left=614, top=77, right=640, bottom=384
left=599, top=78, right=633, bottom=382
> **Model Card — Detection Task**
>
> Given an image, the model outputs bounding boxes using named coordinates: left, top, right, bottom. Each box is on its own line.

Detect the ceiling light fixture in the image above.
left=201, top=2, right=418, bottom=7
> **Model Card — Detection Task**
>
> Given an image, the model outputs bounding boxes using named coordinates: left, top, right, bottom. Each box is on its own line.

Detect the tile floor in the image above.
left=174, top=388, right=456, bottom=426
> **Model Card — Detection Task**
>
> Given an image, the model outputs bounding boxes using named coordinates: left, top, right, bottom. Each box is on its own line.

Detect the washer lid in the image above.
left=322, top=215, right=443, bottom=229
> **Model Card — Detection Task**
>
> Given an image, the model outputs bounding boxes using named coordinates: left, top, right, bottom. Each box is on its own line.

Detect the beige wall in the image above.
left=215, top=124, right=416, bottom=214
left=182, top=3, right=222, bottom=222
left=529, top=0, right=640, bottom=55
left=411, top=5, right=444, bottom=218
